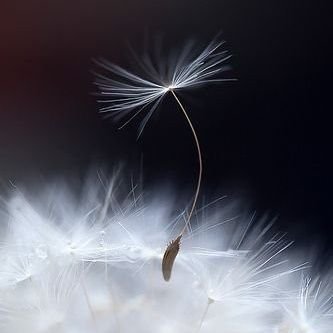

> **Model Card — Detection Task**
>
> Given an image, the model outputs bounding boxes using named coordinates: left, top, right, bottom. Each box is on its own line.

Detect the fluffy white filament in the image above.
left=0, top=177, right=331, bottom=333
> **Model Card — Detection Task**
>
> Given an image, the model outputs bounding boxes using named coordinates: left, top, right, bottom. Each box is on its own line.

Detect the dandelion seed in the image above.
left=94, top=37, right=234, bottom=281
left=162, top=235, right=182, bottom=281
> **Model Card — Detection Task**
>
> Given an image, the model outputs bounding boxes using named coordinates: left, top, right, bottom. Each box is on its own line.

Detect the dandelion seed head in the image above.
left=280, top=275, right=333, bottom=333
left=93, top=38, right=233, bottom=134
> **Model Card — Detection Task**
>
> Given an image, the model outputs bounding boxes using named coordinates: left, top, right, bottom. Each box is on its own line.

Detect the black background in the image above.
left=1, top=1, right=332, bottom=251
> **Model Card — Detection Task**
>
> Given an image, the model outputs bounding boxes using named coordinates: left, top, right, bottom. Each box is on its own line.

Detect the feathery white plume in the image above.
left=93, top=38, right=233, bottom=135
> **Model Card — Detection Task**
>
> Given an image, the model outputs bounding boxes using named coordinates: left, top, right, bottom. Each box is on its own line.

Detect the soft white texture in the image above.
left=0, top=177, right=332, bottom=333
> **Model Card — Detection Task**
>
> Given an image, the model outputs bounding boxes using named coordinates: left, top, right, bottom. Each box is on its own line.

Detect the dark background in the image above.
left=1, top=1, right=332, bottom=251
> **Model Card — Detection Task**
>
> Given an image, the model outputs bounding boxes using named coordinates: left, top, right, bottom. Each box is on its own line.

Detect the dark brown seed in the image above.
left=162, top=235, right=182, bottom=281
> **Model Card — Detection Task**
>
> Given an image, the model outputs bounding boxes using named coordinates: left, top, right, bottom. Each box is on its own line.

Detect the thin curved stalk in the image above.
left=81, top=279, right=99, bottom=332
left=196, top=298, right=214, bottom=333
left=162, top=89, right=203, bottom=281
left=170, top=90, right=203, bottom=235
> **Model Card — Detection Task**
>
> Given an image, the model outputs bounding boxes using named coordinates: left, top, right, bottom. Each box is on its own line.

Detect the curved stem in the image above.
left=81, top=278, right=99, bottom=332
left=171, top=90, right=202, bottom=236
left=161, top=90, right=203, bottom=281
left=196, top=298, right=213, bottom=333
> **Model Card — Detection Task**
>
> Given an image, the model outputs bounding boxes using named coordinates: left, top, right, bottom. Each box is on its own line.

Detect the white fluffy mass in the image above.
left=0, top=175, right=332, bottom=333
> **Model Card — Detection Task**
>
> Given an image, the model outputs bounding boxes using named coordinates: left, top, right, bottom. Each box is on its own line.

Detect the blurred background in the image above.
left=1, top=1, right=332, bottom=252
